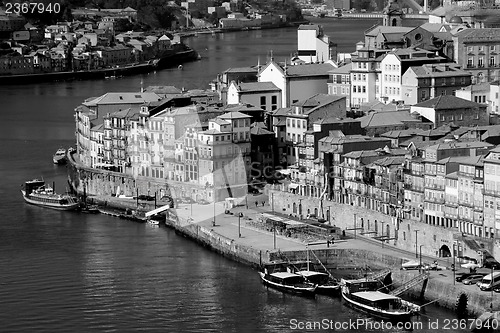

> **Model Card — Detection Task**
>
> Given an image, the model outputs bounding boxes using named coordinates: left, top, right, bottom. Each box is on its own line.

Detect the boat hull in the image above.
left=317, top=284, right=341, bottom=295
left=21, top=190, right=79, bottom=211
left=259, top=272, right=316, bottom=297
left=53, top=156, right=67, bottom=165
left=341, top=291, right=413, bottom=322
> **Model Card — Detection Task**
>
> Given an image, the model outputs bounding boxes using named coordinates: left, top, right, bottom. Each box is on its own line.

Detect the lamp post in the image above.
left=419, top=244, right=424, bottom=273
left=273, top=221, right=276, bottom=249
left=271, top=192, right=274, bottom=214
left=354, top=213, right=357, bottom=239
left=212, top=199, right=216, bottom=226
left=414, top=230, right=419, bottom=259
left=453, top=241, right=456, bottom=285
left=238, top=213, right=241, bottom=238
left=299, top=198, right=303, bottom=219
left=491, top=266, right=494, bottom=310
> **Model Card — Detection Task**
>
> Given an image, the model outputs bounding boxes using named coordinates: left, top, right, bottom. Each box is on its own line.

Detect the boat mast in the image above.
left=307, top=245, right=310, bottom=271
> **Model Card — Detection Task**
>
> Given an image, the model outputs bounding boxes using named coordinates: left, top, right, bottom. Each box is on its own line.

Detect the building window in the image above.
left=260, top=96, right=266, bottom=109
left=478, top=57, right=484, bottom=67
left=490, top=56, right=496, bottom=67
left=271, top=95, right=277, bottom=110
left=467, top=58, right=474, bottom=68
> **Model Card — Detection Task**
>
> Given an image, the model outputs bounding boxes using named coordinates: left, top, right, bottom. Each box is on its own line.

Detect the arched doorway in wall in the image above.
left=439, top=244, right=452, bottom=257
left=392, top=18, right=397, bottom=26
left=386, top=224, right=390, bottom=237
left=293, top=202, right=297, bottom=214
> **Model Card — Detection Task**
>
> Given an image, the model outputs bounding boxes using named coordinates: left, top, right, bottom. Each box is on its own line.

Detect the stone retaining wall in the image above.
left=164, top=217, right=270, bottom=268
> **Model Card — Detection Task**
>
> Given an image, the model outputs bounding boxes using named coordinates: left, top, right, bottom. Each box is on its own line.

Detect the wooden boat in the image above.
left=297, top=270, right=340, bottom=295
left=294, top=249, right=339, bottom=295
left=340, top=278, right=420, bottom=322
left=259, top=269, right=317, bottom=297
left=21, top=179, right=79, bottom=211
left=52, top=148, right=67, bottom=164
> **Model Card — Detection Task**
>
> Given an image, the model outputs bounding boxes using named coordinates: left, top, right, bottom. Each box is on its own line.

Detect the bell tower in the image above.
left=383, top=0, right=404, bottom=27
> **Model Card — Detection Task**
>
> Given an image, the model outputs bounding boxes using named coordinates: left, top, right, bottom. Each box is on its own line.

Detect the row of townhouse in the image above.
left=326, top=24, right=500, bottom=110
left=75, top=90, right=263, bottom=201
left=275, top=128, right=500, bottom=257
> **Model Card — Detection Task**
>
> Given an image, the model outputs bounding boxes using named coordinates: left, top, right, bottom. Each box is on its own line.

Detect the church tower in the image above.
left=383, top=0, right=404, bottom=27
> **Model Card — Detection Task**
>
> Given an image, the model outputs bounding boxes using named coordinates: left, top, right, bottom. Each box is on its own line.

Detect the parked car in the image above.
left=493, top=285, right=500, bottom=293
left=401, top=260, right=421, bottom=270
left=137, top=194, right=155, bottom=201
left=461, top=262, right=482, bottom=270
left=424, top=261, right=444, bottom=271
left=456, top=272, right=481, bottom=282
left=462, top=274, right=487, bottom=285
left=182, top=197, right=195, bottom=204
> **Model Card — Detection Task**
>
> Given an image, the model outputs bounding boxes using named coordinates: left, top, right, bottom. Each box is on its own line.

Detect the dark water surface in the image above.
left=0, top=18, right=464, bottom=332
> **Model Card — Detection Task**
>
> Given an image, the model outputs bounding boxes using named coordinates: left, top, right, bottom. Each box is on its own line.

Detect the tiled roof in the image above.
left=219, top=111, right=252, bottom=119
left=83, top=92, right=161, bottom=106
left=224, top=66, right=258, bottom=73
left=455, top=155, right=484, bottom=166
left=250, top=126, right=274, bottom=135
left=359, top=110, right=420, bottom=128
left=328, top=62, right=352, bottom=74
left=381, top=129, right=421, bottom=138
left=91, top=123, right=104, bottom=131
left=225, top=104, right=263, bottom=112
left=408, top=63, right=470, bottom=78
left=426, top=141, right=493, bottom=150
left=211, top=118, right=230, bottom=125
left=373, top=156, right=406, bottom=167
left=413, top=95, right=484, bottom=110
left=365, top=25, right=413, bottom=37
left=419, top=23, right=451, bottom=33
left=200, top=129, right=222, bottom=135
left=456, top=28, right=500, bottom=42
left=313, top=117, right=358, bottom=125
left=292, top=93, right=345, bottom=115
left=235, top=82, right=280, bottom=92
left=110, top=107, right=139, bottom=118
left=285, top=62, right=336, bottom=77
left=343, top=150, right=381, bottom=159
left=298, top=24, right=319, bottom=30
left=272, top=107, right=293, bottom=116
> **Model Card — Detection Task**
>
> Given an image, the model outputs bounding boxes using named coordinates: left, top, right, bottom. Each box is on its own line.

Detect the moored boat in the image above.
left=259, top=269, right=317, bottom=297
left=53, top=148, right=67, bottom=165
left=21, top=179, right=79, bottom=211
left=340, top=278, right=420, bottom=322
left=298, top=270, right=340, bottom=295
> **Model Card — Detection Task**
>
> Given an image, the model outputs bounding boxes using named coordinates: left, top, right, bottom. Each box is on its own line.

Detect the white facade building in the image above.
left=297, top=24, right=331, bottom=63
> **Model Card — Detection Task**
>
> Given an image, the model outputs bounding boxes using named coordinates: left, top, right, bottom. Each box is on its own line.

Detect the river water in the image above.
left=0, top=18, right=466, bottom=332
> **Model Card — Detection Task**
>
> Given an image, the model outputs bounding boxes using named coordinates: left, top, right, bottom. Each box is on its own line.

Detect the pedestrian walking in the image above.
left=255, top=201, right=258, bottom=207
left=262, top=201, right=265, bottom=206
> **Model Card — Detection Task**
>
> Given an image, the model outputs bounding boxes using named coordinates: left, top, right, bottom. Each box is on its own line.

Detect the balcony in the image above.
left=425, top=197, right=445, bottom=204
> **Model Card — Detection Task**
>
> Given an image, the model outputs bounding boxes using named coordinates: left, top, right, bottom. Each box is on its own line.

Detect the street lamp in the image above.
left=414, top=230, right=419, bottom=259
left=238, top=213, right=241, bottom=238
left=299, top=198, right=303, bottom=219
left=354, top=213, right=357, bottom=239
left=212, top=199, right=216, bottom=227
left=419, top=244, right=424, bottom=272
left=273, top=221, right=276, bottom=249
left=271, top=192, right=274, bottom=214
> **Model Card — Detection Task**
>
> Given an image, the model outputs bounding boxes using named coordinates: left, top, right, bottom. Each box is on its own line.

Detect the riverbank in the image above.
left=76, top=187, right=500, bottom=318
left=0, top=46, right=198, bottom=85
